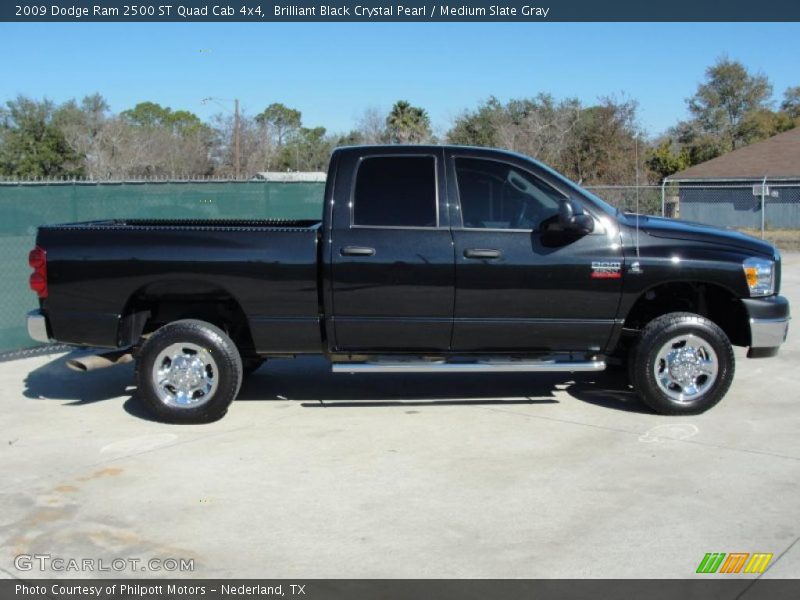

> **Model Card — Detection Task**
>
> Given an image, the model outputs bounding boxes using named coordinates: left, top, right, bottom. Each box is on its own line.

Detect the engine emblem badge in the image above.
left=591, top=261, right=622, bottom=279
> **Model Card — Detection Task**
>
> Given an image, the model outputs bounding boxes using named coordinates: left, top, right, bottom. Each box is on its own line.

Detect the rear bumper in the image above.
left=26, top=309, right=52, bottom=343
left=742, top=296, right=790, bottom=358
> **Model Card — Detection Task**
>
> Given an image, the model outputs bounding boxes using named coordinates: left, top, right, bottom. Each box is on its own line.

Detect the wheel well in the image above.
left=121, top=281, right=256, bottom=355
left=623, top=282, right=749, bottom=347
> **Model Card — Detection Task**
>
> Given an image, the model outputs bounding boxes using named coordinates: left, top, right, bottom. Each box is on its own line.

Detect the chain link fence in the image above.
left=583, top=185, right=663, bottom=216
left=662, top=180, right=800, bottom=237
left=2, top=178, right=798, bottom=355
left=585, top=180, right=800, bottom=238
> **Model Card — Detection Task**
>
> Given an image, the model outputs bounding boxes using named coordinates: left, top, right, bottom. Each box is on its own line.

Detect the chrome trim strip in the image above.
left=26, top=309, right=51, bottom=343
left=750, top=317, right=790, bottom=348
left=333, top=360, right=606, bottom=374
left=450, top=217, right=607, bottom=235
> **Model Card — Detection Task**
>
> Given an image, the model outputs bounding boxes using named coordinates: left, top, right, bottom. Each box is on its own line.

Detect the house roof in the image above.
left=669, top=127, right=800, bottom=181
left=253, top=172, right=326, bottom=182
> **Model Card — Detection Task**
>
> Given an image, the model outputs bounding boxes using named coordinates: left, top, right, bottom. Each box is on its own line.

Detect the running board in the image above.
left=332, top=360, right=606, bottom=374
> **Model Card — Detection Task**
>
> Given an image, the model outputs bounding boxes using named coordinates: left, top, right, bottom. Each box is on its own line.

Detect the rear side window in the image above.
left=353, top=156, right=437, bottom=227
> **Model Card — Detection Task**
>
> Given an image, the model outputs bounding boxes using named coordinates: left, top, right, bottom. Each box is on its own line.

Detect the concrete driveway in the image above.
left=2, top=255, right=799, bottom=580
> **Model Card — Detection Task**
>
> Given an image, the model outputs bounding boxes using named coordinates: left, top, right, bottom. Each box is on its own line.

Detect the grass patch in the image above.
left=738, top=229, right=800, bottom=252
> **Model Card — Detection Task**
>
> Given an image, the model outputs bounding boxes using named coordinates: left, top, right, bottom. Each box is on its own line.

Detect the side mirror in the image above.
left=558, top=198, right=594, bottom=234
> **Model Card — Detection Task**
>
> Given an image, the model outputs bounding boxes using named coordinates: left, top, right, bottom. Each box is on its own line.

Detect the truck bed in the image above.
left=37, top=218, right=323, bottom=353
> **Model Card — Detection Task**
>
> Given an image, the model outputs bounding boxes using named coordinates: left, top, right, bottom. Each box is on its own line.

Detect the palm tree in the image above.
left=386, top=100, right=432, bottom=144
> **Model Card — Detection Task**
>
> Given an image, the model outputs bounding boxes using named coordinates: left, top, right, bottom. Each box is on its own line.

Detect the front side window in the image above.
left=353, top=156, right=437, bottom=227
left=454, top=157, right=564, bottom=230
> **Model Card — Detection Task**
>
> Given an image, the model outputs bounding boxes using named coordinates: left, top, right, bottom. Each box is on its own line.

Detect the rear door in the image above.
left=329, top=148, right=454, bottom=351
left=446, top=150, right=623, bottom=352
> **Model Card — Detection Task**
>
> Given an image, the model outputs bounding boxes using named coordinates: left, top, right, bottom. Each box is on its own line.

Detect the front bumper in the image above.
left=27, top=309, right=52, bottom=343
left=742, top=296, right=790, bottom=358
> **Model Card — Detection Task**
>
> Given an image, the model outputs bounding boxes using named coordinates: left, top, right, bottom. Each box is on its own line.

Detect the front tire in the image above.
left=136, top=319, right=243, bottom=423
left=630, top=312, right=734, bottom=415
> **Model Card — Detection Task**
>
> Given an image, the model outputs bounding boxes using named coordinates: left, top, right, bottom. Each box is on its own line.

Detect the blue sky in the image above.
left=1, top=22, right=798, bottom=138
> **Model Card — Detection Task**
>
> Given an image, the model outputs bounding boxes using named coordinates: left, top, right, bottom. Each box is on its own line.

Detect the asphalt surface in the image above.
left=2, top=254, right=799, bottom=580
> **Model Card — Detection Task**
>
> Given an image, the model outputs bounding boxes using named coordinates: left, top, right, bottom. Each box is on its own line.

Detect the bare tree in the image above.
left=211, top=111, right=279, bottom=177
left=355, top=107, right=388, bottom=144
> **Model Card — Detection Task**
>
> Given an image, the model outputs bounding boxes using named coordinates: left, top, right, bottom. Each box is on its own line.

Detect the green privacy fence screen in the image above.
left=0, top=181, right=326, bottom=354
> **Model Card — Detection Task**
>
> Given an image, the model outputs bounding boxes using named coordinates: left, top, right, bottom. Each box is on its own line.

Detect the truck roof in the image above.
left=334, top=144, right=525, bottom=158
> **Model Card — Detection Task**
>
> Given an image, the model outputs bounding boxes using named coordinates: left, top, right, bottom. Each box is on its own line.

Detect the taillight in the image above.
left=29, top=246, right=47, bottom=298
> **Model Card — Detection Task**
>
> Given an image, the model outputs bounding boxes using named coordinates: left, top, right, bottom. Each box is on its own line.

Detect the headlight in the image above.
left=743, top=257, right=775, bottom=296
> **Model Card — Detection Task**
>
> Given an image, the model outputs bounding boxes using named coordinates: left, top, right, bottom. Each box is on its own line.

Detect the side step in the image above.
left=332, top=359, right=605, bottom=374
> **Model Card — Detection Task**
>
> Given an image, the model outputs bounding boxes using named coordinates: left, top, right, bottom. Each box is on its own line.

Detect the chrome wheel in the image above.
left=653, top=334, right=718, bottom=403
left=151, top=342, right=219, bottom=408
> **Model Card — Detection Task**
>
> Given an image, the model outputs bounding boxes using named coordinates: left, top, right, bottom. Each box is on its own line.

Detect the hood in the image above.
left=621, top=214, right=776, bottom=257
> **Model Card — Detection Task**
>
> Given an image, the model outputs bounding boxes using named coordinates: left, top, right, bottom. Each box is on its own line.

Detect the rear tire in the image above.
left=136, top=319, right=243, bottom=423
left=629, top=312, right=734, bottom=415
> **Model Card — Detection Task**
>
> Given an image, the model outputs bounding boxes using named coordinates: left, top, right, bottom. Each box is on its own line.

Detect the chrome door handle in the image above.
left=464, top=248, right=502, bottom=259
left=340, top=246, right=376, bottom=257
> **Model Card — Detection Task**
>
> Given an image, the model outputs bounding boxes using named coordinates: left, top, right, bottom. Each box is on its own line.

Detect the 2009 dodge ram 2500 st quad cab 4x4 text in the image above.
left=26, top=145, right=790, bottom=422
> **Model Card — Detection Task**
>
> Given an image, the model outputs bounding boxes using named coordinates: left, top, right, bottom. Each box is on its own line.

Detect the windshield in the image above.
left=576, top=186, right=620, bottom=216
left=513, top=151, right=620, bottom=217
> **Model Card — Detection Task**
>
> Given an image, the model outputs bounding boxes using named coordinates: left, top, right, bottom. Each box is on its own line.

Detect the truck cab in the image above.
left=323, top=146, right=624, bottom=354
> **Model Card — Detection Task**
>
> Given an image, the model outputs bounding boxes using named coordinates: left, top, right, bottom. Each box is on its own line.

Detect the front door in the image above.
left=448, top=153, right=623, bottom=352
left=330, top=150, right=454, bottom=351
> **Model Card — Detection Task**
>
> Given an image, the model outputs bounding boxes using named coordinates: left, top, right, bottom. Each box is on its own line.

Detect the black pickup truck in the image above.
left=27, top=145, right=790, bottom=422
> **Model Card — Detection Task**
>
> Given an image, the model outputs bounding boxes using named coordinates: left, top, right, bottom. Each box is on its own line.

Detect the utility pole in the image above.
left=234, top=98, right=240, bottom=180
left=201, top=96, right=241, bottom=179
